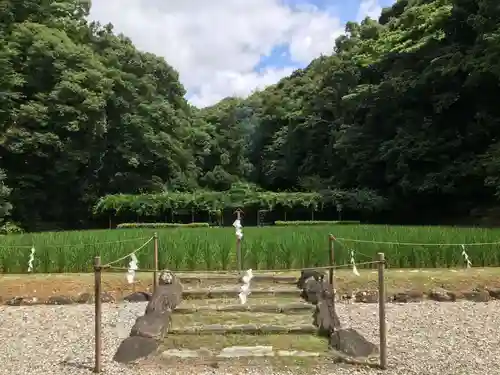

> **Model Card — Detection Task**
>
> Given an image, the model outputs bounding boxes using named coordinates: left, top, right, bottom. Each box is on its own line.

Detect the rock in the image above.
left=300, top=278, right=324, bottom=304
left=392, top=290, right=425, bottom=303
left=47, top=295, right=74, bottom=305
left=314, top=297, right=341, bottom=337
left=355, top=290, right=379, bottom=303
left=113, top=336, right=159, bottom=363
left=463, top=290, right=490, bottom=302
left=75, top=293, right=92, bottom=304
left=113, top=270, right=183, bottom=364
left=299, top=275, right=377, bottom=360
left=130, top=311, right=171, bottom=339
left=340, top=292, right=355, bottom=302
left=145, top=271, right=183, bottom=314
left=330, top=328, right=378, bottom=358
left=296, top=269, right=326, bottom=289
left=486, top=288, right=500, bottom=299
left=428, top=288, right=456, bottom=302
left=100, top=292, right=115, bottom=303
left=75, top=291, right=113, bottom=304
left=6, top=296, right=39, bottom=306
left=124, top=292, right=151, bottom=302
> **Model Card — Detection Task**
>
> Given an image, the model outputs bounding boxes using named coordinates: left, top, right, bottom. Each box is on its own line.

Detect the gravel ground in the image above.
left=0, top=301, right=499, bottom=375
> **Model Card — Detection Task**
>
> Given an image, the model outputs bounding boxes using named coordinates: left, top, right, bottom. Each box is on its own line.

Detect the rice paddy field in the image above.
left=1, top=225, right=500, bottom=273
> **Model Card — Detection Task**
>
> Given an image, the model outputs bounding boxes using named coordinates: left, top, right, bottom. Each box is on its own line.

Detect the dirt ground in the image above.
left=0, top=267, right=499, bottom=301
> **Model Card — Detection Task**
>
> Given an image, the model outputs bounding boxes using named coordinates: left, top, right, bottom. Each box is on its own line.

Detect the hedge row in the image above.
left=117, top=221, right=361, bottom=229
left=274, top=220, right=361, bottom=226
left=116, top=222, right=210, bottom=229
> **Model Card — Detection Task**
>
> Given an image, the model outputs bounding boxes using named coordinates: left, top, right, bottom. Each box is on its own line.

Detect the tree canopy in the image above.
left=1, top=0, right=500, bottom=230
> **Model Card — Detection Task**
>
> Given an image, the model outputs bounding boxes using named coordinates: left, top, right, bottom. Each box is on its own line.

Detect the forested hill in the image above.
left=0, top=0, right=500, bottom=231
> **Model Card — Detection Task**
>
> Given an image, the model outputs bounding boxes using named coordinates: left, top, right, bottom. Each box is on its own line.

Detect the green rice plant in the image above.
left=1, top=224, right=500, bottom=273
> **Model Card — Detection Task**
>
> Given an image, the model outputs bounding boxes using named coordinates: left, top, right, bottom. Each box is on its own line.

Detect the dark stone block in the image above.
left=47, top=295, right=74, bottom=305
left=355, top=291, right=379, bottom=303
left=429, top=288, right=455, bottom=302
left=300, top=278, right=324, bottom=304
left=392, top=290, right=425, bottom=303
left=314, top=298, right=341, bottom=337
left=75, top=293, right=92, bottom=304
left=130, top=311, right=171, bottom=339
left=145, top=272, right=183, bottom=314
left=463, top=290, right=490, bottom=302
left=113, top=270, right=183, bottom=364
left=113, top=336, right=159, bottom=364
left=330, top=328, right=378, bottom=358
left=487, top=288, right=500, bottom=299
left=6, top=296, right=39, bottom=306
left=296, top=269, right=326, bottom=289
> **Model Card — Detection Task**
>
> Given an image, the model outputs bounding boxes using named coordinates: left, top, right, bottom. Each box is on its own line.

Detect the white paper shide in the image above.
left=127, top=253, right=138, bottom=284
left=233, top=218, right=243, bottom=239
left=239, top=268, right=253, bottom=304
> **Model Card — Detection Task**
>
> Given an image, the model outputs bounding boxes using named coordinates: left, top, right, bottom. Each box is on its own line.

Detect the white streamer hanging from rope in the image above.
left=27, top=245, right=35, bottom=272
left=233, top=218, right=243, bottom=239
left=126, top=253, right=138, bottom=284
left=350, top=249, right=360, bottom=276
left=461, top=244, right=472, bottom=268
left=239, top=269, right=253, bottom=304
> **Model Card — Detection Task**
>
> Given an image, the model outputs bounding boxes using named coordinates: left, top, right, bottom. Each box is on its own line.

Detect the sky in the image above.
left=89, top=0, right=396, bottom=107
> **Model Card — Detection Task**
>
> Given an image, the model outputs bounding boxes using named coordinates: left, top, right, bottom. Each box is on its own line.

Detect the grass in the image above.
left=1, top=224, right=500, bottom=272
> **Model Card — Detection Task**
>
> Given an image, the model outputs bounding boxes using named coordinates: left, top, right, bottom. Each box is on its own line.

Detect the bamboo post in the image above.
left=236, top=237, right=242, bottom=272
left=153, top=232, right=159, bottom=292
left=94, top=256, right=102, bottom=373
left=377, top=252, right=387, bottom=370
left=328, top=234, right=335, bottom=286
left=234, top=209, right=243, bottom=272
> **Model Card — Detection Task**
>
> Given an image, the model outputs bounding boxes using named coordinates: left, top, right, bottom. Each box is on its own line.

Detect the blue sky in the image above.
left=256, top=0, right=396, bottom=73
left=90, top=0, right=397, bottom=106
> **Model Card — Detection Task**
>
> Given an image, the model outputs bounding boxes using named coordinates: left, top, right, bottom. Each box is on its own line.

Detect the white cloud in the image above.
left=357, top=0, right=383, bottom=22
left=88, top=0, right=344, bottom=107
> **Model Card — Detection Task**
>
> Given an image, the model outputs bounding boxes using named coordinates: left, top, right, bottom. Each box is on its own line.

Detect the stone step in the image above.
left=174, top=302, right=314, bottom=314
left=182, top=288, right=300, bottom=299
left=179, top=275, right=297, bottom=284
left=168, top=323, right=317, bottom=335
left=162, top=346, right=322, bottom=358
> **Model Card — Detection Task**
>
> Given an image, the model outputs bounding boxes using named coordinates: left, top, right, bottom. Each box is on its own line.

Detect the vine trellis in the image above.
left=93, top=187, right=384, bottom=218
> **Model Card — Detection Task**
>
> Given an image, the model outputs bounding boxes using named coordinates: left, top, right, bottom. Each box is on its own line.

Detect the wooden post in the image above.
left=377, top=252, right=387, bottom=370
left=234, top=208, right=243, bottom=272
left=94, top=256, right=102, bottom=373
left=328, top=235, right=335, bottom=287
left=153, top=232, right=159, bottom=292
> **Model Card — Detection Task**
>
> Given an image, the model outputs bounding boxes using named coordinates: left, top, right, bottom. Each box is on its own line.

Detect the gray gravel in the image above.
left=0, top=301, right=499, bottom=375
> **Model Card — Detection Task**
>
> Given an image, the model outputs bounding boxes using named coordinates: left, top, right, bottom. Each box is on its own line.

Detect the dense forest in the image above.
left=1, top=0, right=500, bottom=232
